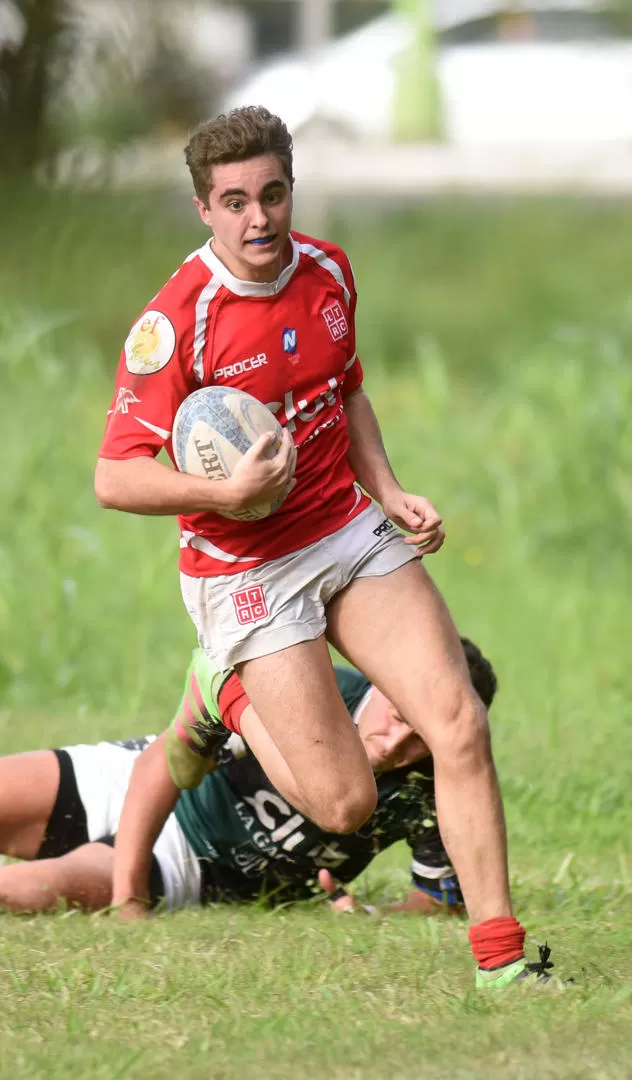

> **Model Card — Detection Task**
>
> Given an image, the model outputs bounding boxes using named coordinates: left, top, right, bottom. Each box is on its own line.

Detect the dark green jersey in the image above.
left=175, top=667, right=461, bottom=906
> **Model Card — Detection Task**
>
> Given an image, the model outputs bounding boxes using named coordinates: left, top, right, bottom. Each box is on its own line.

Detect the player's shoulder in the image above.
left=292, top=231, right=355, bottom=280
left=143, top=241, right=218, bottom=315
left=122, top=243, right=220, bottom=363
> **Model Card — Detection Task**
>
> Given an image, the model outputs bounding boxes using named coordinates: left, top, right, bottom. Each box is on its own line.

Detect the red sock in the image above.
left=218, top=673, right=250, bottom=735
left=468, top=916, right=526, bottom=970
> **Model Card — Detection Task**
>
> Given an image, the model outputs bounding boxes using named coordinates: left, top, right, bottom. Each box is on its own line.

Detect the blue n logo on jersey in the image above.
left=282, top=328, right=297, bottom=355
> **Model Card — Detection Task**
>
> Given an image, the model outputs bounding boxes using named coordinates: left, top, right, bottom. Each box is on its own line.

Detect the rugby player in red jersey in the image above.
left=95, top=107, right=553, bottom=988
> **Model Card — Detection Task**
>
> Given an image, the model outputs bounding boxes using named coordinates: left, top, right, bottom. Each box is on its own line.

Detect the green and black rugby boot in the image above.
left=165, top=649, right=233, bottom=789
left=476, top=944, right=566, bottom=991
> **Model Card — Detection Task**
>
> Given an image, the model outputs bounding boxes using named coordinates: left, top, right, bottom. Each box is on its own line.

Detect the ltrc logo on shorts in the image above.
left=231, top=585, right=269, bottom=625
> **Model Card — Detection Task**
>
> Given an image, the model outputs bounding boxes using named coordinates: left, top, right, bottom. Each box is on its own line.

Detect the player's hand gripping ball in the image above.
left=172, top=386, right=285, bottom=521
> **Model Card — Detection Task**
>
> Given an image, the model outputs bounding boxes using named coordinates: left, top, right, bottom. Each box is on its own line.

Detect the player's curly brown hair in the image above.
left=460, top=638, right=498, bottom=709
left=184, top=106, right=294, bottom=206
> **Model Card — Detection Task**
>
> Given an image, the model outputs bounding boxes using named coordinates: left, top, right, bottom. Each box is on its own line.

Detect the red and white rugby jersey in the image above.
left=99, top=230, right=371, bottom=576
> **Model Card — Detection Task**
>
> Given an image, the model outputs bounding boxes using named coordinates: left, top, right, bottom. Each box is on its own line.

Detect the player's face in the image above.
left=194, top=153, right=293, bottom=284
left=356, top=689, right=429, bottom=773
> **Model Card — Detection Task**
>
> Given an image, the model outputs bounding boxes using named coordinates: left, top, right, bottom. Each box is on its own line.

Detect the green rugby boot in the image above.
left=165, top=649, right=233, bottom=789
left=476, top=944, right=565, bottom=990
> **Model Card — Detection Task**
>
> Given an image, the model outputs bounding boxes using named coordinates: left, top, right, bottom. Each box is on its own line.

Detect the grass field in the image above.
left=0, top=191, right=630, bottom=1077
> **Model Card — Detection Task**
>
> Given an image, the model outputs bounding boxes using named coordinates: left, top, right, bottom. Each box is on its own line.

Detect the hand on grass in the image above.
left=318, top=870, right=377, bottom=914
left=114, top=897, right=151, bottom=921
left=319, top=869, right=356, bottom=911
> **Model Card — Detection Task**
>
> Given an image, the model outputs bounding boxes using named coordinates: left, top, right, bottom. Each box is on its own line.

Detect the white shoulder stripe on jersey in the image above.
left=135, top=416, right=171, bottom=440
left=297, top=242, right=351, bottom=307
left=180, top=530, right=263, bottom=564
left=344, top=351, right=358, bottom=371
left=194, top=277, right=223, bottom=383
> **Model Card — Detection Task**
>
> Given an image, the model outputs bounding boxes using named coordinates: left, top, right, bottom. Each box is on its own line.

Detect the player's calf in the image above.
left=0, top=844, right=113, bottom=913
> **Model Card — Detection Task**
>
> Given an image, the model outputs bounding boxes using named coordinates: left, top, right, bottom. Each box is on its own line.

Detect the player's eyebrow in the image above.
left=219, top=179, right=287, bottom=201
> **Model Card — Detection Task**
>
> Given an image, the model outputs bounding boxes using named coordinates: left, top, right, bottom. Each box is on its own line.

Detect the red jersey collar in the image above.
left=197, top=235, right=300, bottom=297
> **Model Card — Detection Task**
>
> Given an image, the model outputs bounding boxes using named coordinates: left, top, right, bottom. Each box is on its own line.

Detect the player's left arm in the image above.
left=332, top=245, right=443, bottom=553
left=343, top=386, right=445, bottom=554
left=111, top=731, right=179, bottom=919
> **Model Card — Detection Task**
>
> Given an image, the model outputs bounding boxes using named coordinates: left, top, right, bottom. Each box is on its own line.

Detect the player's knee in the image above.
left=432, top=690, right=491, bottom=769
left=312, top=783, right=377, bottom=835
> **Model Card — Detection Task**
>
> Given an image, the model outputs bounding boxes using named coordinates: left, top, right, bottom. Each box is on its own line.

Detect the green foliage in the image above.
left=336, top=200, right=632, bottom=381
left=0, top=896, right=631, bottom=1078
left=0, top=308, right=184, bottom=721
left=378, top=329, right=632, bottom=569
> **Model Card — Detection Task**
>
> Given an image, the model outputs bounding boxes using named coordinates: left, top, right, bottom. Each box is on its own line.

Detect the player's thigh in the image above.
left=240, top=706, right=313, bottom=817
left=0, top=750, right=60, bottom=859
left=327, top=560, right=476, bottom=737
left=236, top=635, right=376, bottom=830
left=219, top=679, right=320, bottom=817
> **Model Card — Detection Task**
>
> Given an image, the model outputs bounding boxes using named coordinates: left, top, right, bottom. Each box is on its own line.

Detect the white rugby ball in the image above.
left=172, top=386, right=284, bottom=521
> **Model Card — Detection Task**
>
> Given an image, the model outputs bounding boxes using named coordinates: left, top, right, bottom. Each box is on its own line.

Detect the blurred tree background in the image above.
left=0, top=0, right=69, bottom=173
left=0, top=0, right=232, bottom=180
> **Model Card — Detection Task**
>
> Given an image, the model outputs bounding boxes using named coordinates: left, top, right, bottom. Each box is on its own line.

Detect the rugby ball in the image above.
left=172, top=386, right=284, bottom=521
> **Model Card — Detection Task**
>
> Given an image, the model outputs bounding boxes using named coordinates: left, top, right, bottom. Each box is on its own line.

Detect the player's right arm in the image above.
left=95, top=436, right=294, bottom=518
left=111, top=731, right=179, bottom=918
left=95, top=294, right=295, bottom=517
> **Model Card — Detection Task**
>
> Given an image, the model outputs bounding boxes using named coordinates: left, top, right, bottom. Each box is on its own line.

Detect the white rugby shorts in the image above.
left=63, top=741, right=201, bottom=910
left=180, top=501, right=416, bottom=669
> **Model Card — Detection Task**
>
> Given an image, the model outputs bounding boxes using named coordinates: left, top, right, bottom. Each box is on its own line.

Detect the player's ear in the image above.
left=194, top=196, right=212, bottom=229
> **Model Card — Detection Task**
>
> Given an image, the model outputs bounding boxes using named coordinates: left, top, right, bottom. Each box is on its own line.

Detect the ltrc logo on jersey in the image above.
left=282, top=327, right=297, bottom=355
left=321, top=302, right=348, bottom=342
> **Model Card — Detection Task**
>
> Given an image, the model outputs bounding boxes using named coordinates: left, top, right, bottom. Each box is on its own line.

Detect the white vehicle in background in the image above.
left=222, top=9, right=632, bottom=147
